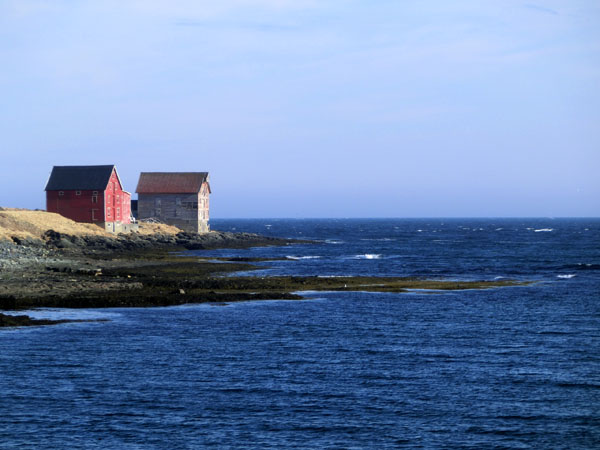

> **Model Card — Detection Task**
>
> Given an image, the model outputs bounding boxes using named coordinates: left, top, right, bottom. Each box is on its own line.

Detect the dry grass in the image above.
left=0, top=208, right=182, bottom=241
left=136, top=222, right=182, bottom=235
left=0, top=208, right=111, bottom=240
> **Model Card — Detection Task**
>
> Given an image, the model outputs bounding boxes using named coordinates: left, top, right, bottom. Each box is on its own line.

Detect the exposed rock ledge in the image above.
left=0, top=213, right=531, bottom=328
left=40, top=229, right=300, bottom=252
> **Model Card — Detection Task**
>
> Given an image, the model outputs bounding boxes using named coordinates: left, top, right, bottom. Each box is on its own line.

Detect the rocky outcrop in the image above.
left=0, top=229, right=305, bottom=274
left=0, top=312, right=105, bottom=328
left=2, top=229, right=300, bottom=253
left=172, top=231, right=297, bottom=250
left=0, top=239, right=60, bottom=271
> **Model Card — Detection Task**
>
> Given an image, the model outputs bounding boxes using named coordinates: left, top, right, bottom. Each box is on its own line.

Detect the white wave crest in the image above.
left=286, top=256, right=321, bottom=260
left=360, top=238, right=395, bottom=241
left=2, top=309, right=119, bottom=321
left=534, top=228, right=554, bottom=232
left=355, top=254, right=382, bottom=260
left=317, top=275, right=353, bottom=278
left=557, top=274, right=576, bottom=279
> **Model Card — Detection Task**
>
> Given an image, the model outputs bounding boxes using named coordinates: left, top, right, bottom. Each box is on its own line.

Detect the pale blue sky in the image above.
left=1, top=0, right=598, bottom=217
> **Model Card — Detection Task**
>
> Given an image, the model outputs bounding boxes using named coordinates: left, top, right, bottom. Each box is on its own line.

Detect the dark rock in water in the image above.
left=0, top=312, right=104, bottom=327
left=170, top=230, right=295, bottom=250
left=0, top=296, right=17, bottom=310
left=0, top=313, right=40, bottom=326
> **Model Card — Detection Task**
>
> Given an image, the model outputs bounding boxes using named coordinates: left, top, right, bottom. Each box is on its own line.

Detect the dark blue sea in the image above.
left=1, top=219, right=599, bottom=449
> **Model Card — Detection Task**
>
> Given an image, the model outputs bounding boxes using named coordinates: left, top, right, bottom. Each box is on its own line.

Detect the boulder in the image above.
left=11, top=236, right=43, bottom=247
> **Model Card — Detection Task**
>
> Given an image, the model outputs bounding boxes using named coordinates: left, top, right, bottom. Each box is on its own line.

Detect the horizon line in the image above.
left=209, top=216, right=600, bottom=220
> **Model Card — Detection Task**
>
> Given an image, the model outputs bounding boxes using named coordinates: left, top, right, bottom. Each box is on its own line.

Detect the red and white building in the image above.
left=45, top=165, right=133, bottom=232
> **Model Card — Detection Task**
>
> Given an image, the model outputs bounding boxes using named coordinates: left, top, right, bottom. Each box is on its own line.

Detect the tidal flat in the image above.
left=0, top=236, right=530, bottom=326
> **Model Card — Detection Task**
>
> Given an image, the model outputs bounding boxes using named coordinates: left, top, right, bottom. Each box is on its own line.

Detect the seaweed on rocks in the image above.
left=0, top=229, right=532, bottom=318
left=0, top=312, right=106, bottom=328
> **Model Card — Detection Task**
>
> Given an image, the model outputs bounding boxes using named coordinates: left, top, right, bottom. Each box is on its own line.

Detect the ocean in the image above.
left=1, top=218, right=599, bottom=449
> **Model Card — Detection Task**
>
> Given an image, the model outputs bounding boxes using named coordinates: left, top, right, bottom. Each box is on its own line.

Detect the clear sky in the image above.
left=1, top=0, right=599, bottom=217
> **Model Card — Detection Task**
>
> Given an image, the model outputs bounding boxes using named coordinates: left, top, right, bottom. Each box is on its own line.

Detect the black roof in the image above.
left=45, top=165, right=116, bottom=191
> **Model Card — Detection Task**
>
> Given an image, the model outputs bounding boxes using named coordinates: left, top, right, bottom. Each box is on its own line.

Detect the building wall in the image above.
left=138, top=191, right=210, bottom=233
left=46, top=189, right=106, bottom=223
left=122, top=192, right=132, bottom=223
left=199, top=182, right=209, bottom=230
left=104, top=170, right=131, bottom=224
left=102, top=221, right=139, bottom=233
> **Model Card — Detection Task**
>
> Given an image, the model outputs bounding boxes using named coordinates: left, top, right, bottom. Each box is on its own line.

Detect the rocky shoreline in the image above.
left=0, top=229, right=305, bottom=325
left=0, top=312, right=108, bottom=327
left=7, top=228, right=299, bottom=252
left=0, top=229, right=530, bottom=327
left=0, top=228, right=301, bottom=271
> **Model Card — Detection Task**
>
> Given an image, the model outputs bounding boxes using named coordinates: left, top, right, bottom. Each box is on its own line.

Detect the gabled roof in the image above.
left=136, top=172, right=210, bottom=194
left=45, top=165, right=118, bottom=191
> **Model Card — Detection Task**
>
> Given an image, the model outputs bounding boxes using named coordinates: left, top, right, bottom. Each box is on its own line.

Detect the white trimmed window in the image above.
left=58, top=191, right=64, bottom=196
left=76, top=191, right=81, bottom=196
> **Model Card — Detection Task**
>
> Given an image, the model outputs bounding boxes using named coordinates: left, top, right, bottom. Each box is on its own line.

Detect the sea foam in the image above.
left=355, top=254, right=382, bottom=260
left=286, top=256, right=321, bottom=260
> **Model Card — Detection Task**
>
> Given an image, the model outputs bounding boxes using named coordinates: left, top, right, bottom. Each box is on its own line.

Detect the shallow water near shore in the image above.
left=1, top=218, right=599, bottom=448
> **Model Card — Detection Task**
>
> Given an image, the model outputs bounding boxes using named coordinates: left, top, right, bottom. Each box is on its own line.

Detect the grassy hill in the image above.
left=0, top=208, right=181, bottom=242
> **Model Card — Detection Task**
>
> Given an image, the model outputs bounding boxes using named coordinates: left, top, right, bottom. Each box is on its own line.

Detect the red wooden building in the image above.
left=45, top=165, right=132, bottom=232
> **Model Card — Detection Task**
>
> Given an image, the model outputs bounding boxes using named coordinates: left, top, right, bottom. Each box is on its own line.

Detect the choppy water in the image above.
left=1, top=219, right=599, bottom=449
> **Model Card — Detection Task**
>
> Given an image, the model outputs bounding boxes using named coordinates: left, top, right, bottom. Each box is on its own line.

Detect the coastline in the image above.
left=0, top=227, right=530, bottom=327
left=0, top=229, right=305, bottom=323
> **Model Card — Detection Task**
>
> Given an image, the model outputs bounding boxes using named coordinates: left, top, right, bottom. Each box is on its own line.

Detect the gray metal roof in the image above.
left=44, top=165, right=116, bottom=191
